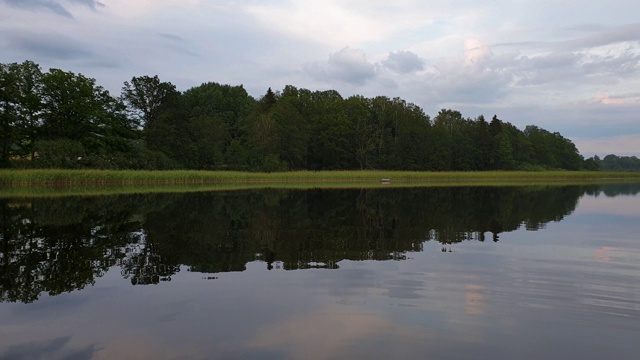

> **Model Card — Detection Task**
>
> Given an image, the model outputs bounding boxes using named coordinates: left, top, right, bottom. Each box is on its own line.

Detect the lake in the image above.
left=1, top=184, right=639, bottom=359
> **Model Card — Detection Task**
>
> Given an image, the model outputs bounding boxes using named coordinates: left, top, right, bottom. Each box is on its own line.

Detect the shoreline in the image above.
left=2, top=169, right=640, bottom=186
left=1, top=169, right=639, bottom=198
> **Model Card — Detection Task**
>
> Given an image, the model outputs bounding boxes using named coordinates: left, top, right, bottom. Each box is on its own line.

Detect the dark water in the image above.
left=1, top=185, right=639, bottom=359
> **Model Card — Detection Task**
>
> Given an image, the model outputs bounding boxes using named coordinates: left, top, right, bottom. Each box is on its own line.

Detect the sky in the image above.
left=1, top=0, right=639, bottom=157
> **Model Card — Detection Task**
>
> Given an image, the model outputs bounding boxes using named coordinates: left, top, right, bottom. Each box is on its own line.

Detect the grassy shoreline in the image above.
left=1, top=169, right=639, bottom=198
left=2, top=169, right=640, bottom=186
left=1, top=180, right=639, bottom=199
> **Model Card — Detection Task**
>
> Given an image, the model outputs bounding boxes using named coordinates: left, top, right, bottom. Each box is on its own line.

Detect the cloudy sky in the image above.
left=1, top=0, right=639, bottom=157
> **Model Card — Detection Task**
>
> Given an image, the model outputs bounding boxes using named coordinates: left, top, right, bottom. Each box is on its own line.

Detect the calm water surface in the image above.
left=1, top=185, right=639, bottom=359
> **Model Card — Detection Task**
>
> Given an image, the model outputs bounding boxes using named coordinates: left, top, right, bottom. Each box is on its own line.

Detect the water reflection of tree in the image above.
left=598, top=184, right=640, bottom=197
left=0, top=195, right=171, bottom=303
left=2, top=183, right=637, bottom=302
left=119, top=238, right=179, bottom=285
left=140, top=186, right=593, bottom=273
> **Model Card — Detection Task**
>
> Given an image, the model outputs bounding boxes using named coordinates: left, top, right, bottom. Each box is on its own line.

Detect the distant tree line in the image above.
left=2, top=60, right=600, bottom=171
left=592, top=154, right=640, bottom=172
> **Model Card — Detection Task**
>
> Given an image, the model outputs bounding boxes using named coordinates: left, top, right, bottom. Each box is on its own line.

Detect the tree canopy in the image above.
left=1, top=60, right=600, bottom=171
left=597, top=154, right=640, bottom=171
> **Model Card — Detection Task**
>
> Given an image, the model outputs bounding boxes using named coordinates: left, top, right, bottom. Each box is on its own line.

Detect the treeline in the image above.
left=1, top=60, right=597, bottom=171
left=595, top=154, right=640, bottom=171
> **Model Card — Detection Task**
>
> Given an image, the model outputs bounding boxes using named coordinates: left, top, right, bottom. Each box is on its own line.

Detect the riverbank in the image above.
left=1, top=169, right=640, bottom=190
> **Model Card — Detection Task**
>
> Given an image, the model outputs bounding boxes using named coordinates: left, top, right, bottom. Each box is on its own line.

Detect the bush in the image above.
left=259, top=154, right=288, bottom=172
left=33, top=139, right=86, bottom=169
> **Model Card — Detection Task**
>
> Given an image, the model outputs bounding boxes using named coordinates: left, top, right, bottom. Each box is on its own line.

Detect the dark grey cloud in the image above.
left=68, top=0, right=104, bottom=9
left=6, top=31, right=94, bottom=61
left=518, top=52, right=577, bottom=70
left=327, top=47, right=376, bottom=85
left=159, top=33, right=186, bottom=42
left=602, top=92, right=640, bottom=101
left=487, top=30, right=636, bottom=94
left=509, top=44, right=639, bottom=86
left=157, top=33, right=200, bottom=57
left=560, top=23, right=607, bottom=34
left=2, top=0, right=104, bottom=18
left=495, top=23, right=640, bottom=54
left=464, top=25, right=640, bottom=90
left=3, top=0, right=72, bottom=17
left=564, top=23, right=640, bottom=49
left=383, top=50, right=425, bottom=74
left=0, top=336, right=97, bottom=360
left=0, top=336, right=72, bottom=359
left=510, top=52, right=581, bottom=86
left=307, top=47, right=376, bottom=85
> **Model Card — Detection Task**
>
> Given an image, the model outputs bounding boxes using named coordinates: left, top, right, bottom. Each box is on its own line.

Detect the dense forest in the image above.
left=1, top=60, right=603, bottom=171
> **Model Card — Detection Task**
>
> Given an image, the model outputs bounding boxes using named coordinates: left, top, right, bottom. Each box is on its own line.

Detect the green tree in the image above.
left=428, top=109, right=463, bottom=170
left=523, top=125, right=583, bottom=170
left=305, top=90, right=351, bottom=170
left=182, top=82, right=252, bottom=139
left=147, top=81, right=254, bottom=169
left=0, top=63, right=18, bottom=166
left=501, top=121, right=534, bottom=169
left=184, top=115, right=228, bottom=169
left=0, top=61, right=43, bottom=166
left=473, top=115, right=492, bottom=170
left=489, top=114, right=502, bottom=137
left=120, top=75, right=178, bottom=128
left=247, top=114, right=283, bottom=170
left=258, top=87, right=278, bottom=113
left=271, top=98, right=308, bottom=169
left=224, top=138, right=250, bottom=170
left=524, top=125, right=557, bottom=168
left=599, top=154, right=640, bottom=171
left=345, top=96, right=377, bottom=169
left=583, top=155, right=600, bottom=171
left=492, top=132, right=515, bottom=169
left=145, top=91, right=185, bottom=164
left=37, top=69, right=137, bottom=167
left=394, top=101, right=430, bottom=170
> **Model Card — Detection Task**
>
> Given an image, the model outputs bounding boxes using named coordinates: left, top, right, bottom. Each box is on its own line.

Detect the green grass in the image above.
left=1, top=169, right=640, bottom=198
left=2, top=169, right=640, bottom=185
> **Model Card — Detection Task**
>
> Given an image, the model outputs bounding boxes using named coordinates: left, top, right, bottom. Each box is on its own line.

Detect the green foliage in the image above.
left=183, top=81, right=252, bottom=138
left=0, top=61, right=43, bottom=165
left=1, top=60, right=595, bottom=172
left=247, top=113, right=281, bottom=168
left=120, top=75, right=178, bottom=128
left=599, top=154, right=640, bottom=171
left=259, top=87, right=278, bottom=112
left=32, top=139, right=86, bottom=169
left=523, top=125, right=584, bottom=170
left=224, top=139, right=250, bottom=170
left=583, top=156, right=600, bottom=171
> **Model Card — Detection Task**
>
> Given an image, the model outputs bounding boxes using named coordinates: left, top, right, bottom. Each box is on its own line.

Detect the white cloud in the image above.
left=463, top=38, right=492, bottom=70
